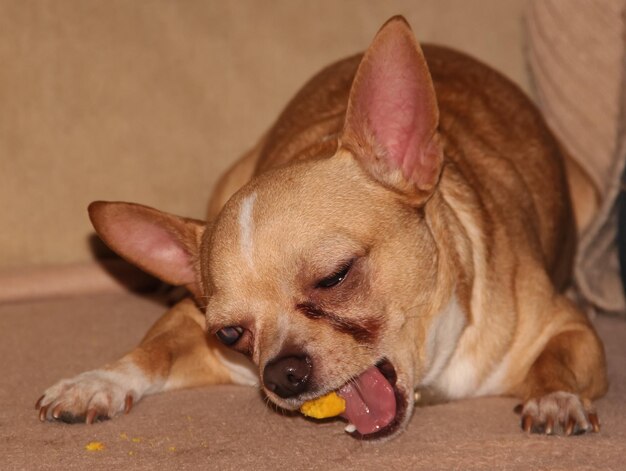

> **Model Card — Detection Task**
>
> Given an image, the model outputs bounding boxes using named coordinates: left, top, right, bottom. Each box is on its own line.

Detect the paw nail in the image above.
left=522, top=415, right=533, bottom=433
left=39, top=405, right=49, bottom=422
left=52, top=405, right=63, bottom=419
left=35, top=395, right=45, bottom=410
left=86, top=409, right=97, bottom=425
left=589, top=413, right=601, bottom=433
left=124, top=394, right=134, bottom=414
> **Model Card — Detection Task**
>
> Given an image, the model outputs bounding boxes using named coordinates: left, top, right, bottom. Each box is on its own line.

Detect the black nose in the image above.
left=263, top=355, right=312, bottom=398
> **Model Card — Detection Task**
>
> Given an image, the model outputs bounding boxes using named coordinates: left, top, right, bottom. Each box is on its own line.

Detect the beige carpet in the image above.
left=1, top=291, right=624, bottom=470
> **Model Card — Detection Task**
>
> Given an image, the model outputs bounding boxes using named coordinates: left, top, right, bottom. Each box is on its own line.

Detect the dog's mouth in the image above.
left=336, top=358, right=407, bottom=440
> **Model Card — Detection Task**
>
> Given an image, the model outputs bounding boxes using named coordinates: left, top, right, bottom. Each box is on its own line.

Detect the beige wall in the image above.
left=0, top=0, right=528, bottom=269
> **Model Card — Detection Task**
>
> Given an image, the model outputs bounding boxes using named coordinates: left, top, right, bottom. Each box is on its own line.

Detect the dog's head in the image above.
left=89, top=17, right=457, bottom=440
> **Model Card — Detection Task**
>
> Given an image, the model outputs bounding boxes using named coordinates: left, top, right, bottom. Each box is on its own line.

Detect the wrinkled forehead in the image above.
left=205, top=157, right=387, bottom=290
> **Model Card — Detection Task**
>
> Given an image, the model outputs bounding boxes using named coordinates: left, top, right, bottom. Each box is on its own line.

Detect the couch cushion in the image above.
left=0, top=0, right=528, bottom=269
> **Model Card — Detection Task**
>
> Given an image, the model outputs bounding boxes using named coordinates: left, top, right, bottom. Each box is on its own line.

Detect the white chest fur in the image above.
left=419, top=296, right=513, bottom=399
left=420, top=296, right=468, bottom=389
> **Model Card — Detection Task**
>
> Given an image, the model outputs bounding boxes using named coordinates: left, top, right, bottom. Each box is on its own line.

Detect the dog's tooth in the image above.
left=414, top=391, right=421, bottom=403
left=344, top=423, right=357, bottom=434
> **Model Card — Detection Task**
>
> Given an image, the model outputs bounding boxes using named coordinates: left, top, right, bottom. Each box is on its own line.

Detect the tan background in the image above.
left=2, top=4, right=625, bottom=468
left=0, top=0, right=528, bottom=270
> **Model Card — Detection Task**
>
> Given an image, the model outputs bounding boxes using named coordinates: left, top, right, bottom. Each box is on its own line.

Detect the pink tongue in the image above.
left=338, top=366, right=396, bottom=435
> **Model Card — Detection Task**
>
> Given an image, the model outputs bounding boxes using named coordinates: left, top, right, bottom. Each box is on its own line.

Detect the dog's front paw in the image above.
left=36, top=369, right=137, bottom=424
left=518, top=391, right=600, bottom=436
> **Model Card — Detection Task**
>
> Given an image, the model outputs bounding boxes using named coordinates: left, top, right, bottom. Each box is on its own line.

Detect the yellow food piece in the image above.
left=300, top=392, right=346, bottom=419
left=85, top=441, right=105, bottom=452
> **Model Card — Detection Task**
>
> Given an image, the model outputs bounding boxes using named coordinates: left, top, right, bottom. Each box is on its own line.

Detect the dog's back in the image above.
left=213, top=45, right=576, bottom=288
left=425, top=45, right=576, bottom=289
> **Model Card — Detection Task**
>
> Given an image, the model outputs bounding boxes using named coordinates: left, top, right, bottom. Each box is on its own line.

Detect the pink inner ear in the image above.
left=121, top=215, right=197, bottom=285
left=344, top=18, right=441, bottom=190
left=361, top=62, right=429, bottom=176
left=90, top=201, right=201, bottom=287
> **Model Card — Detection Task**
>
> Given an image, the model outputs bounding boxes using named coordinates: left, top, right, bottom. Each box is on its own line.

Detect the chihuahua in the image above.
left=36, top=16, right=607, bottom=440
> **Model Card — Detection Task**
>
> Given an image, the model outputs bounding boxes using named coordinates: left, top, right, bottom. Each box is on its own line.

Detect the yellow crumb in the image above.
left=119, top=432, right=129, bottom=440
left=128, top=451, right=134, bottom=456
left=131, top=437, right=142, bottom=443
left=168, top=446, right=176, bottom=452
left=300, top=392, right=346, bottom=419
left=85, top=441, right=105, bottom=452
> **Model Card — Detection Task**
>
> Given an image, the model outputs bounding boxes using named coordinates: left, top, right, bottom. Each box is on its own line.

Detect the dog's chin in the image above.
left=265, top=358, right=410, bottom=441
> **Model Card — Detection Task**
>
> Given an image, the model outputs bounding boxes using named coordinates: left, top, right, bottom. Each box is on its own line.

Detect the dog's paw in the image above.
left=36, top=369, right=137, bottom=424
left=518, top=391, right=600, bottom=436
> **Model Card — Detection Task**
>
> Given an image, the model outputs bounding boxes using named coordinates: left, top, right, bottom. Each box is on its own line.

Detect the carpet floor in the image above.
left=1, top=292, right=624, bottom=470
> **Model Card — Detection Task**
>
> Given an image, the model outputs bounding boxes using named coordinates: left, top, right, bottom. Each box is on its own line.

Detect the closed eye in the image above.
left=316, top=259, right=354, bottom=289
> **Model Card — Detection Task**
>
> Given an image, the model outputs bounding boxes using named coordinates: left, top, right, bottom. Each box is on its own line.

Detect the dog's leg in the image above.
left=518, top=304, right=608, bottom=436
left=36, top=298, right=256, bottom=424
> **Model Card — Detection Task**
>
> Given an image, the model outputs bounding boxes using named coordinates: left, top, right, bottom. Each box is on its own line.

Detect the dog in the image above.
left=36, top=16, right=607, bottom=440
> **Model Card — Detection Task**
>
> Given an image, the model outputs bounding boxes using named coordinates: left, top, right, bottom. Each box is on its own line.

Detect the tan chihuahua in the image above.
left=36, top=16, right=607, bottom=440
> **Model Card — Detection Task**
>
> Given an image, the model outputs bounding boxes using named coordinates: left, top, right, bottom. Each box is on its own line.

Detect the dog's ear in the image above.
left=88, top=201, right=205, bottom=293
left=341, top=16, right=443, bottom=204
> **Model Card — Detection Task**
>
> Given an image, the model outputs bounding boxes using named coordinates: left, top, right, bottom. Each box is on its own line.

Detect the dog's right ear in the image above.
left=88, top=201, right=205, bottom=293
left=341, top=16, right=443, bottom=205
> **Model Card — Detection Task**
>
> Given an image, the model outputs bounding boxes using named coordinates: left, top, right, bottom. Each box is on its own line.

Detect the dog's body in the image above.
left=37, top=17, right=607, bottom=439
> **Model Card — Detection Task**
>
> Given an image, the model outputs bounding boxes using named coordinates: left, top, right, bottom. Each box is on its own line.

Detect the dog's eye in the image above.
left=216, top=326, right=244, bottom=346
left=316, top=260, right=353, bottom=289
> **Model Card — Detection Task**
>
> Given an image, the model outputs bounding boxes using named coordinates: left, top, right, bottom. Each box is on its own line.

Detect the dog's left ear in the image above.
left=341, top=16, right=443, bottom=204
left=88, top=201, right=206, bottom=297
